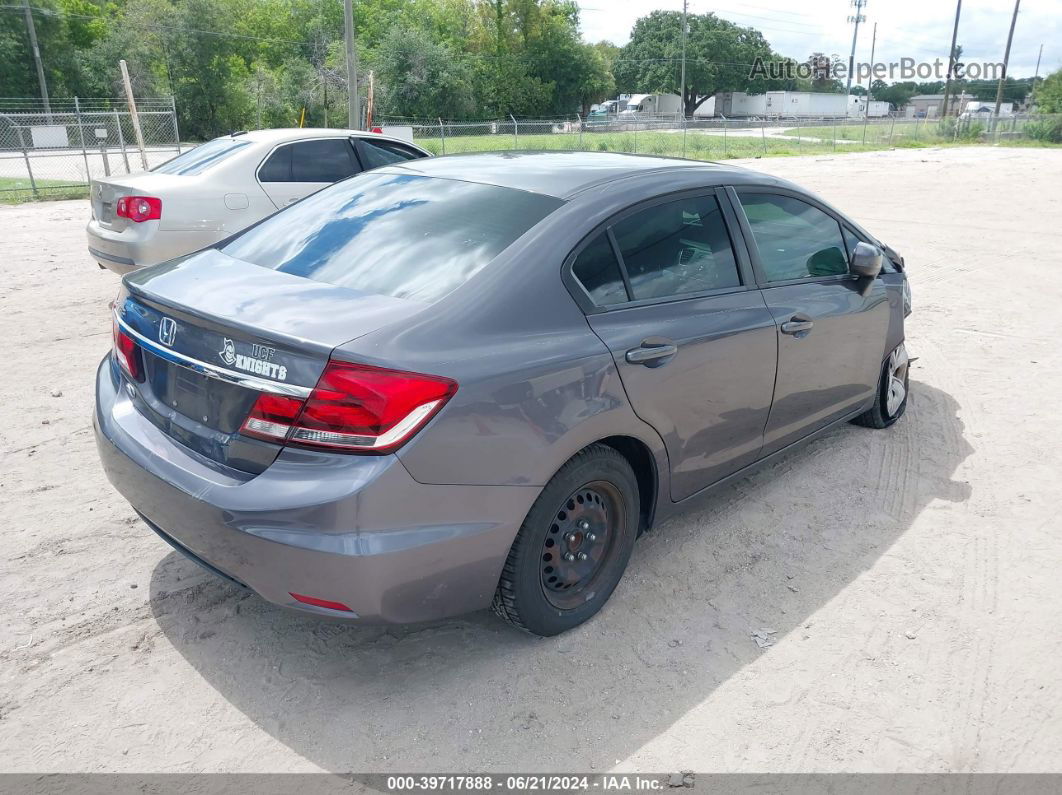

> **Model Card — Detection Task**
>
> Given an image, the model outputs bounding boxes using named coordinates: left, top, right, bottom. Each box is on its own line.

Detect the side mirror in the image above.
left=850, top=241, right=883, bottom=278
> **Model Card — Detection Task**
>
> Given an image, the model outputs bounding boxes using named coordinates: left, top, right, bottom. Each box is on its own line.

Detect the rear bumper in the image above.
left=86, top=218, right=219, bottom=273
left=93, top=357, right=536, bottom=623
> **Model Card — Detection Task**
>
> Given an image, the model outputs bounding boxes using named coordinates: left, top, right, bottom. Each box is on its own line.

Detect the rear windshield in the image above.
left=153, top=138, right=250, bottom=175
left=222, top=172, right=563, bottom=303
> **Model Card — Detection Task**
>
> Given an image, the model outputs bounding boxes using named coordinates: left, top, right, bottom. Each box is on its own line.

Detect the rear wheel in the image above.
left=492, top=444, right=639, bottom=636
left=853, top=342, right=910, bottom=429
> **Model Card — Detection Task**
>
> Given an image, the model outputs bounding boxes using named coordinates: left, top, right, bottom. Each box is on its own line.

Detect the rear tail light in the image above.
left=241, top=360, right=457, bottom=454
left=112, top=316, right=142, bottom=380
left=116, top=195, right=162, bottom=223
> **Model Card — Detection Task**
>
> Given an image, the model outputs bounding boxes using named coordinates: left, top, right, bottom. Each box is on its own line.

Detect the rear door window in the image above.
left=611, top=195, right=741, bottom=300
left=571, top=233, right=628, bottom=306
left=223, top=172, right=563, bottom=304
left=738, top=193, right=848, bottom=282
left=290, top=139, right=359, bottom=183
left=257, top=144, right=292, bottom=182
left=357, top=138, right=424, bottom=169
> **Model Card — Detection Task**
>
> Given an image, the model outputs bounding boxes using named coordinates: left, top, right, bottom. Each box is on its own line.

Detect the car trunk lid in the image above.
left=117, top=249, right=426, bottom=473
left=90, top=172, right=187, bottom=230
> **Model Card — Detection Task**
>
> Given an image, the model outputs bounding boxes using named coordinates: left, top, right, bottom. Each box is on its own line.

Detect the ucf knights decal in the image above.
left=219, top=337, right=288, bottom=381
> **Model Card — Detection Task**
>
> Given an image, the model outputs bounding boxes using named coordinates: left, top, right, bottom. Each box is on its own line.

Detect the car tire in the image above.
left=853, top=342, right=910, bottom=429
left=491, top=444, right=639, bottom=636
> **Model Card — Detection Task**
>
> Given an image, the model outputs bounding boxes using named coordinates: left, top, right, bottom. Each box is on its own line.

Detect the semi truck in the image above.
left=617, top=93, right=683, bottom=118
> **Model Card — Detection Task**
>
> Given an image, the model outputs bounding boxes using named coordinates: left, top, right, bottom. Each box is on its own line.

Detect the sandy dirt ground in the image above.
left=1, top=146, right=1060, bottom=774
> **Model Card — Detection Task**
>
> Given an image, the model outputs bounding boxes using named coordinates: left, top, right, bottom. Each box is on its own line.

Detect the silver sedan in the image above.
left=86, top=128, right=429, bottom=273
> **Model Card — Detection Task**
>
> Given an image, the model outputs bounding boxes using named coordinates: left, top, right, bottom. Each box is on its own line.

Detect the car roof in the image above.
left=377, top=150, right=764, bottom=199
left=230, top=128, right=419, bottom=147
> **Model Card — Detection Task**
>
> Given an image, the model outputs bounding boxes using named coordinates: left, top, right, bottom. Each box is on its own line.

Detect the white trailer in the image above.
left=715, top=92, right=767, bottom=117
left=719, top=91, right=861, bottom=118
left=619, top=93, right=683, bottom=117
left=764, top=91, right=852, bottom=118
left=808, top=93, right=851, bottom=116
left=692, top=96, right=716, bottom=118
left=867, top=100, right=890, bottom=117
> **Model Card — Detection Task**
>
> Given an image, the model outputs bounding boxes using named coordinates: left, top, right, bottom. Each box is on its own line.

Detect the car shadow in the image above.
left=148, top=379, right=971, bottom=771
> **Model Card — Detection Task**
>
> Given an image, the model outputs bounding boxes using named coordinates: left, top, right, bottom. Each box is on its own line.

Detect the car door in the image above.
left=568, top=189, right=778, bottom=502
left=731, top=187, right=890, bottom=456
left=256, top=137, right=362, bottom=210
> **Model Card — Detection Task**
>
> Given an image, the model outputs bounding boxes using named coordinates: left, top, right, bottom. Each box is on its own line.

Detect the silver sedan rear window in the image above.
left=153, top=138, right=250, bottom=176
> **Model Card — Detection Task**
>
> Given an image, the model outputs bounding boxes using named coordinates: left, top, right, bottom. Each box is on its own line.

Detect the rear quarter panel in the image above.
left=159, top=149, right=276, bottom=236
left=332, top=189, right=673, bottom=492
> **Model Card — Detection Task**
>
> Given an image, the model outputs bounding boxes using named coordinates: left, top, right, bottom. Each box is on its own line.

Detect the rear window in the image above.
left=222, top=172, right=562, bottom=303
left=153, top=138, right=250, bottom=175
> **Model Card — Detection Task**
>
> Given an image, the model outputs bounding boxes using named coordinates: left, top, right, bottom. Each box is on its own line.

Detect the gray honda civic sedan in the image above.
left=95, top=151, right=912, bottom=636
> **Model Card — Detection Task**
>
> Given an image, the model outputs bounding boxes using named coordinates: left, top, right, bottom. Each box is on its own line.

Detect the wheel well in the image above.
left=599, top=436, right=657, bottom=535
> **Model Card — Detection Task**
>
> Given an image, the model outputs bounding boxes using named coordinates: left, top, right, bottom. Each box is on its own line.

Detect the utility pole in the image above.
left=1030, top=42, right=1043, bottom=107
left=845, top=0, right=867, bottom=115
left=941, top=0, right=962, bottom=117
left=21, top=0, right=51, bottom=118
left=679, top=0, right=687, bottom=118
left=120, top=59, right=149, bottom=171
left=867, top=22, right=877, bottom=102
left=344, top=0, right=360, bottom=129
left=862, top=23, right=877, bottom=144
left=994, top=0, right=1021, bottom=118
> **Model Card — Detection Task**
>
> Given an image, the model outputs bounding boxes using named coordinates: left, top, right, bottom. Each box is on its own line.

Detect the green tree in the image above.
left=524, top=4, right=611, bottom=114
left=1035, top=68, right=1062, bottom=113
left=806, top=52, right=844, bottom=93
left=0, top=0, right=105, bottom=98
left=373, top=25, right=475, bottom=119
left=875, top=81, right=918, bottom=109
left=614, top=11, right=775, bottom=117
left=472, top=56, right=553, bottom=117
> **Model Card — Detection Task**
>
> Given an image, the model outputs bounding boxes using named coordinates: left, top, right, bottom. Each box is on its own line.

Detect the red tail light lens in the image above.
left=112, top=316, right=142, bottom=380
left=241, top=360, right=457, bottom=454
left=241, top=393, right=303, bottom=441
left=116, top=195, right=162, bottom=223
left=289, top=592, right=353, bottom=612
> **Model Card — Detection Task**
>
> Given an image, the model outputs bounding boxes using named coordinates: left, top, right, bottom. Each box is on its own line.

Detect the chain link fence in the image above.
left=0, top=98, right=181, bottom=203
left=2, top=101, right=1059, bottom=203
left=376, top=112, right=1062, bottom=161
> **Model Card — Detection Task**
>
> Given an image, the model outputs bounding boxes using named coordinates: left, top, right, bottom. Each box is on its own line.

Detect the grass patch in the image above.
left=0, top=177, right=88, bottom=204
left=410, top=125, right=1046, bottom=161
left=416, top=129, right=844, bottom=160
left=421, top=127, right=1062, bottom=161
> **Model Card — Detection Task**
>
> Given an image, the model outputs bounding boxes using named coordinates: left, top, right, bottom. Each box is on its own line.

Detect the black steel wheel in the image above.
left=539, top=481, right=623, bottom=610
left=492, top=444, right=639, bottom=636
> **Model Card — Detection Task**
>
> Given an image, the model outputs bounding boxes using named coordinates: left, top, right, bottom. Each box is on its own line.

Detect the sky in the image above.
left=577, top=0, right=1060, bottom=83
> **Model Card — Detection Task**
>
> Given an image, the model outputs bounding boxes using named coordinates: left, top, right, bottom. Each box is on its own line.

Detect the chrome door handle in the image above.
left=626, top=341, right=678, bottom=365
